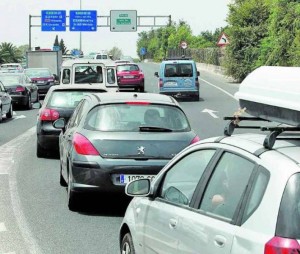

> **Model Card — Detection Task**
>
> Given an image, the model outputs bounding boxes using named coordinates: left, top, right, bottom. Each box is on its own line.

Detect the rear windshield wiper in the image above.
left=139, top=126, right=173, bottom=132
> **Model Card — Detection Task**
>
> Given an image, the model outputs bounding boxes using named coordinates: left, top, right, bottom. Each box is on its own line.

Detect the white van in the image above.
left=59, top=59, right=119, bottom=92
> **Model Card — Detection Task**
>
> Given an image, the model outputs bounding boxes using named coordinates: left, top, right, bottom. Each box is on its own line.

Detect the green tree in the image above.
left=108, top=47, right=123, bottom=60
left=0, top=42, right=23, bottom=64
left=59, top=39, right=68, bottom=54
left=224, top=0, right=270, bottom=81
left=54, top=35, right=59, bottom=47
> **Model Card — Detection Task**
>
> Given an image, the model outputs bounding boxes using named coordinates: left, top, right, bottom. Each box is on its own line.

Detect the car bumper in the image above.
left=160, top=90, right=199, bottom=98
left=36, top=82, right=55, bottom=96
left=70, top=160, right=166, bottom=193
left=10, top=95, right=28, bottom=106
left=37, top=121, right=61, bottom=150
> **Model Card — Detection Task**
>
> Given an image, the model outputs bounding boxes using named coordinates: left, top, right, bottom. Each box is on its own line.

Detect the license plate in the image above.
left=120, top=174, right=155, bottom=184
left=37, top=81, right=44, bottom=84
left=164, top=82, right=177, bottom=87
left=124, top=75, right=134, bottom=79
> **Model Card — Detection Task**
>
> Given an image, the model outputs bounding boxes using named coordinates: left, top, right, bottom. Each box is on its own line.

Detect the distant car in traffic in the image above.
left=116, top=63, right=145, bottom=92
left=0, top=73, right=38, bottom=109
left=24, top=67, right=57, bottom=97
left=53, top=92, right=199, bottom=211
left=155, top=56, right=200, bottom=101
left=0, top=63, right=24, bottom=73
left=34, top=85, right=107, bottom=158
left=0, top=80, right=13, bottom=122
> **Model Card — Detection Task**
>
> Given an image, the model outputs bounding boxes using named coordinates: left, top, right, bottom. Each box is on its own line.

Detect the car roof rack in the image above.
left=223, top=114, right=300, bottom=149
left=164, top=55, right=193, bottom=61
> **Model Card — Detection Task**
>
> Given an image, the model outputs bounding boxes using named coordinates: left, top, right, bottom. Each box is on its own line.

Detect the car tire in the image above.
left=121, top=233, right=135, bottom=254
left=139, top=82, right=145, bottom=93
left=26, top=95, right=32, bottom=110
left=67, top=167, right=78, bottom=211
left=36, top=142, right=47, bottom=158
left=60, top=163, right=67, bottom=187
left=6, top=104, right=13, bottom=119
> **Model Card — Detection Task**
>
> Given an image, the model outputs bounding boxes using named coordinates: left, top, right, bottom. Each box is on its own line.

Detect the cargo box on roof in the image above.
left=234, top=66, right=300, bottom=126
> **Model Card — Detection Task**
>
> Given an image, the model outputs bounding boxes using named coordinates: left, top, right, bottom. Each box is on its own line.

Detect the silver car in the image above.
left=120, top=120, right=300, bottom=253
left=54, top=92, right=199, bottom=211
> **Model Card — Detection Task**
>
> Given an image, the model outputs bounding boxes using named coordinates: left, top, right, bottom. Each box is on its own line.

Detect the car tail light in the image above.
left=159, top=78, right=163, bottom=87
left=40, top=108, right=60, bottom=121
left=190, top=135, right=200, bottom=144
left=48, top=78, right=54, bottom=82
left=16, top=86, right=25, bottom=92
left=73, top=133, right=99, bottom=156
left=265, top=236, right=300, bottom=253
left=126, top=101, right=150, bottom=105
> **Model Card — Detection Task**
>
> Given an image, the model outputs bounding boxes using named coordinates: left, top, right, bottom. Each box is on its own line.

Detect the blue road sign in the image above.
left=69, top=10, right=97, bottom=31
left=53, top=46, right=60, bottom=51
left=41, top=10, right=66, bottom=31
left=140, top=47, right=147, bottom=56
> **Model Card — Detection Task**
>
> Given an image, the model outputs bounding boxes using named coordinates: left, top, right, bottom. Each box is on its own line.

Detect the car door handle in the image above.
left=169, top=218, right=178, bottom=229
left=214, top=235, right=226, bottom=248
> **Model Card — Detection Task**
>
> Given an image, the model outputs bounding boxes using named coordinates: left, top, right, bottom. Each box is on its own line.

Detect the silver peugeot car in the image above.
left=54, top=92, right=199, bottom=211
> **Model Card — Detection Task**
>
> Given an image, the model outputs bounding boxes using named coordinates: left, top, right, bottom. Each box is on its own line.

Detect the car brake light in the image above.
left=48, top=79, right=54, bottom=82
left=159, top=78, right=163, bottom=88
left=126, top=101, right=150, bottom=105
left=73, top=133, right=99, bottom=156
left=265, top=236, right=300, bottom=253
left=40, top=108, right=60, bottom=121
left=16, top=86, right=25, bottom=92
left=190, top=136, right=200, bottom=144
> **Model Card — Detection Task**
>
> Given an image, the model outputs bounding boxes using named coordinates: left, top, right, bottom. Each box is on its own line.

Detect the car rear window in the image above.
left=117, top=65, right=139, bottom=72
left=85, top=104, right=191, bottom=132
left=164, top=63, right=193, bottom=77
left=47, top=90, right=105, bottom=108
left=276, top=173, right=300, bottom=239
left=0, top=75, right=22, bottom=86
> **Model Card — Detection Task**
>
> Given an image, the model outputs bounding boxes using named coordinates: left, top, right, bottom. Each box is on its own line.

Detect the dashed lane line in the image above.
left=0, top=222, right=7, bottom=232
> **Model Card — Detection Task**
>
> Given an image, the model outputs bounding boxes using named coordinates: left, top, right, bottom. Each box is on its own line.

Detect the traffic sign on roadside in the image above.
left=180, top=41, right=188, bottom=49
left=140, top=47, right=147, bottom=56
left=41, top=10, right=66, bottom=31
left=110, top=10, right=137, bottom=32
left=217, top=32, right=229, bottom=46
left=69, top=10, right=97, bottom=31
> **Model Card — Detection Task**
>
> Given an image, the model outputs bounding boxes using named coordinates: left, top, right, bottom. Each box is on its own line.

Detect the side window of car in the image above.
left=241, top=167, right=270, bottom=224
left=0, top=81, right=4, bottom=92
left=199, top=152, right=255, bottom=222
left=107, top=68, right=116, bottom=84
left=67, top=100, right=85, bottom=129
left=159, top=149, right=216, bottom=206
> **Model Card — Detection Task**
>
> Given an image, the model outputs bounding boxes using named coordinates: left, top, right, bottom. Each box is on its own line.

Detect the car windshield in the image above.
left=117, top=65, right=139, bottom=72
left=0, top=75, right=22, bottom=85
left=47, top=90, right=105, bottom=108
left=25, top=69, right=52, bottom=78
left=85, top=104, right=190, bottom=132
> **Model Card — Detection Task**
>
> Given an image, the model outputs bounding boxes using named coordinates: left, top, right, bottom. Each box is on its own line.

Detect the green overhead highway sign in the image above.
left=110, top=10, right=137, bottom=32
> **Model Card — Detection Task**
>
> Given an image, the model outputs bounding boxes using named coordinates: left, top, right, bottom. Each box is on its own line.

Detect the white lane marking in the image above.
left=13, top=111, right=16, bottom=116
left=13, top=115, right=26, bottom=120
left=0, top=127, right=43, bottom=253
left=3, top=252, right=16, bottom=254
left=202, top=109, right=219, bottom=118
left=200, top=78, right=238, bottom=101
left=0, top=222, right=7, bottom=232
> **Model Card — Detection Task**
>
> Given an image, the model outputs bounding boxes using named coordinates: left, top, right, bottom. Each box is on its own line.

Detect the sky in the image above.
left=0, top=0, right=230, bottom=57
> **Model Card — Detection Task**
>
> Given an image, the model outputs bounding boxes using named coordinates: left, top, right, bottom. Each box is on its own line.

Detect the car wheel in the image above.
left=6, top=104, right=13, bottom=118
left=67, top=166, right=78, bottom=211
left=26, top=95, right=32, bottom=110
left=36, top=142, right=47, bottom=158
left=60, top=163, right=67, bottom=187
left=121, top=233, right=135, bottom=254
left=139, top=83, right=145, bottom=93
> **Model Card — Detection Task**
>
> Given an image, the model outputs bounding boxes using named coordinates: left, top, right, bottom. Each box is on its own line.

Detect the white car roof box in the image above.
left=235, top=66, right=300, bottom=126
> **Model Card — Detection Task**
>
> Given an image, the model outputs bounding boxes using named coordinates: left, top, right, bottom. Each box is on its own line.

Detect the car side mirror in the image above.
left=197, top=71, right=200, bottom=76
left=32, top=102, right=42, bottom=109
left=62, top=79, right=70, bottom=84
left=125, top=179, right=151, bottom=197
left=53, top=118, right=66, bottom=132
left=154, top=72, right=159, bottom=77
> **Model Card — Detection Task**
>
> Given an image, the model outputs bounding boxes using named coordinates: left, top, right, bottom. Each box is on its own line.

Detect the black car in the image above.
left=0, top=80, right=13, bottom=122
left=53, top=92, right=199, bottom=210
left=0, top=73, right=38, bottom=109
left=34, top=85, right=107, bottom=158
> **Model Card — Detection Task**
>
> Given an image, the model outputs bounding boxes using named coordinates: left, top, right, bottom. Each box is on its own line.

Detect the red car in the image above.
left=116, top=63, right=145, bottom=92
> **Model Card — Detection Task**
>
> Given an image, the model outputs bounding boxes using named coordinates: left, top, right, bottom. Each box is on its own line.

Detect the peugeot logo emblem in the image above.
left=137, top=146, right=145, bottom=155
